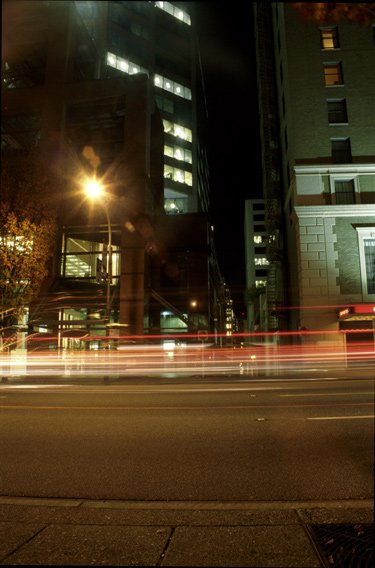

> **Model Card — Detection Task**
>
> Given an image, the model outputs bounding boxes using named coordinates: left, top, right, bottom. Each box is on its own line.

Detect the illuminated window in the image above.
left=163, top=119, right=192, bottom=142
left=155, top=1, right=191, bottom=25
left=106, top=52, right=148, bottom=76
left=356, top=228, right=375, bottom=296
left=254, top=235, right=263, bottom=244
left=61, top=236, right=120, bottom=283
left=254, top=257, right=269, bottom=266
left=320, top=27, right=339, bottom=49
left=255, top=280, right=267, bottom=288
left=164, top=198, right=187, bottom=215
left=327, top=99, right=347, bottom=123
left=164, top=165, right=192, bottom=186
left=323, top=62, right=343, bottom=86
left=164, top=144, right=192, bottom=163
left=154, top=74, right=191, bottom=100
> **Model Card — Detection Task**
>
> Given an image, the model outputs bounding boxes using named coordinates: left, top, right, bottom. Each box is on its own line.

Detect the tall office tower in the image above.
left=253, top=3, right=285, bottom=335
left=75, top=1, right=210, bottom=216
left=2, top=0, right=222, bottom=347
left=244, top=199, right=269, bottom=333
left=254, top=3, right=375, bottom=351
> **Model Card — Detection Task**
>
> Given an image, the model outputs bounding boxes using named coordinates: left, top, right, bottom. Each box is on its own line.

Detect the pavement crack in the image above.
left=0, top=524, right=47, bottom=564
left=156, top=526, right=175, bottom=566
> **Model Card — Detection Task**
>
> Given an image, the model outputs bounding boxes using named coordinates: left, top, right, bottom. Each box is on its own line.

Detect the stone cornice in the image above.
left=294, top=205, right=375, bottom=218
left=294, top=164, right=375, bottom=175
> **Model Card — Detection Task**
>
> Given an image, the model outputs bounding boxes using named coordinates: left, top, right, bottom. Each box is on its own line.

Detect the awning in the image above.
left=338, top=304, right=375, bottom=321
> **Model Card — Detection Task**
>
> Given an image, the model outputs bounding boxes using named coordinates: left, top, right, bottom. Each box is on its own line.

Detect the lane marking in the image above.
left=307, top=415, right=375, bottom=421
left=280, top=392, right=374, bottom=397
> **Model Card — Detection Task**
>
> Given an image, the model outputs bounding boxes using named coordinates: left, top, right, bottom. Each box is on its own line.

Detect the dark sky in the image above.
left=196, top=2, right=261, bottom=314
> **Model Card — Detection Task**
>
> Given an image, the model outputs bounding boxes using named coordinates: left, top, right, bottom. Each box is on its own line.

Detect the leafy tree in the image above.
left=0, top=152, right=59, bottom=347
left=292, top=3, right=375, bottom=25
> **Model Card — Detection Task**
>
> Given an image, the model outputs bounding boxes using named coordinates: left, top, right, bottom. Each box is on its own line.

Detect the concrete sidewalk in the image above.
left=0, top=497, right=373, bottom=566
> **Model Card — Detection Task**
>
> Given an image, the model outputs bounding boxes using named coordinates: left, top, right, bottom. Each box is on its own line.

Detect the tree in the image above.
left=0, top=152, right=59, bottom=347
left=292, top=3, right=375, bottom=25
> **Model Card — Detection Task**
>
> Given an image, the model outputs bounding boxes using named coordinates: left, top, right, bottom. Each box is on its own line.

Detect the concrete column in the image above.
left=119, top=232, right=145, bottom=337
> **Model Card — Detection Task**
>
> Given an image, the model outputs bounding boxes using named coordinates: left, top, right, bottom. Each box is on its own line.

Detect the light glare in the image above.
left=84, top=179, right=104, bottom=200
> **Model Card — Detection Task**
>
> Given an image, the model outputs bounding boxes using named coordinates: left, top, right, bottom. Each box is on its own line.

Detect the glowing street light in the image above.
left=83, top=177, right=112, bottom=331
left=85, top=179, right=104, bottom=200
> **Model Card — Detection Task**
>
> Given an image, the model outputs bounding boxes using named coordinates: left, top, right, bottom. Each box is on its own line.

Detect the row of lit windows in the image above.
left=254, top=257, right=269, bottom=266
left=106, top=53, right=191, bottom=100
left=164, top=165, right=192, bottom=186
left=155, top=1, right=191, bottom=26
left=154, top=74, right=191, bottom=100
left=106, top=52, right=148, bottom=75
left=163, top=119, right=192, bottom=142
left=254, top=235, right=267, bottom=244
left=164, top=144, right=192, bottom=163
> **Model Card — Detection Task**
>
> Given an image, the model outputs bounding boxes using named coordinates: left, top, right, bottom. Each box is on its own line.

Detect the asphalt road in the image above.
left=0, top=376, right=373, bottom=502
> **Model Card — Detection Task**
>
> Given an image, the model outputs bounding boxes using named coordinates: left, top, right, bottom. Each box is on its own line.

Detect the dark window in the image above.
left=324, top=63, right=343, bottom=86
left=254, top=225, right=266, bottom=232
left=320, top=27, right=339, bottom=49
left=253, top=214, right=265, bottom=221
left=334, top=180, right=355, bottom=204
left=255, top=247, right=267, bottom=254
left=253, top=204, right=265, bottom=211
left=364, top=239, right=375, bottom=293
left=327, top=99, right=348, bottom=123
left=331, top=138, right=352, bottom=163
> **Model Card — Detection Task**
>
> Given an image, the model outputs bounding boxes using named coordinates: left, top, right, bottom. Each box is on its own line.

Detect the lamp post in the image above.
left=84, top=178, right=112, bottom=331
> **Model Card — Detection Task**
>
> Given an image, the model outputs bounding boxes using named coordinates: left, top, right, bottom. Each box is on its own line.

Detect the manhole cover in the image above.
left=307, top=524, right=373, bottom=567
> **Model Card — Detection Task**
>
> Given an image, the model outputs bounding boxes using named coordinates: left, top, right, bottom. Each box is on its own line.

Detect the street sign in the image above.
left=198, top=330, right=209, bottom=341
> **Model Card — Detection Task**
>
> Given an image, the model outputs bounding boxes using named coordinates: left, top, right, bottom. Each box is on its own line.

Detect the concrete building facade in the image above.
left=253, top=2, right=375, bottom=351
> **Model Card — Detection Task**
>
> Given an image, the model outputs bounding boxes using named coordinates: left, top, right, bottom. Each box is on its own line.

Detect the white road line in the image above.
left=307, top=415, right=375, bottom=420
left=280, top=392, right=374, bottom=397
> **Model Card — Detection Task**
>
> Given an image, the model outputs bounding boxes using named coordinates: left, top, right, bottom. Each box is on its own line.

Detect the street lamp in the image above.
left=83, top=177, right=112, bottom=331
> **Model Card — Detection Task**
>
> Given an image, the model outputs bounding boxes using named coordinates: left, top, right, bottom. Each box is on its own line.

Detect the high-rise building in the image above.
left=254, top=2, right=375, bottom=351
left=244, top=199, right=269, bottom=333
left=75, top=0, right=210, bottom=216
left=1, top=0, right=224, bottom=350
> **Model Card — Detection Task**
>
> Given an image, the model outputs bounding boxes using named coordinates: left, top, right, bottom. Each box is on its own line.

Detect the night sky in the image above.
left=196, top=2, right=261, bottom=314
